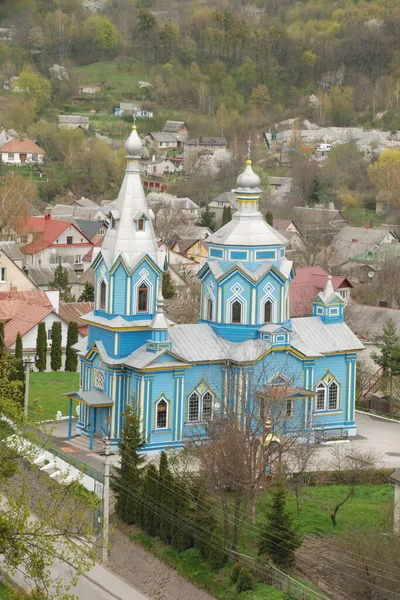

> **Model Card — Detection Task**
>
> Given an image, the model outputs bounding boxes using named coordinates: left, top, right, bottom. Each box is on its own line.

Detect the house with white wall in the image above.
left=0, top=139, right=45, bottom=165
left=16, top=215, right=93, bottom=273
left=0, top=242, right=36, bottom=292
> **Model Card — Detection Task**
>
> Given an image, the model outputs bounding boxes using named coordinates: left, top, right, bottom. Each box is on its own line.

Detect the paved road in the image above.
left=7, top=558, right=150, bottom=600
left=312, top=411, right=400, bottom=470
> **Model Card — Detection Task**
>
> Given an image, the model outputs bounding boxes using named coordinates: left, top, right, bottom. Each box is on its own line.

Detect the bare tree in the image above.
left=191, top=359, right=311, bottom=552
left=284, top=443, right=317, bottom=514
left=328, top=447, right=376, bottom=526
left=0, top=173, right=35, bottom=237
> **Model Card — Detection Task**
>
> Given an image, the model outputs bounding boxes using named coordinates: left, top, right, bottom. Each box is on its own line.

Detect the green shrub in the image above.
left=231, top=562, right=242, bottom=583
left=236, top=568, right=254, bottom=592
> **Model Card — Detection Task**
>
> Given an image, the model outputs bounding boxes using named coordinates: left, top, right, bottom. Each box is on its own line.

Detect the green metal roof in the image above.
left=63, top=390, right=113, bottom=407
left=349, top=243, right=400, bottom=264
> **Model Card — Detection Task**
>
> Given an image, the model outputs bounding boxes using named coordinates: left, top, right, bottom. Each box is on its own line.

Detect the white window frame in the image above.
left=7, top=153, right=14, bottom=161
left=98, top=278, right=108, bottom=311
left=188, top=392, right=200, bottom=422
left=94, top=369, right=105, bottom=390
left=202, top=391, right=213, bottom=421
left=315, top=380, right=340, bottom=411
left=74, top=255, right=82, bottom=264
left=155, top=397, right=169, bottom=430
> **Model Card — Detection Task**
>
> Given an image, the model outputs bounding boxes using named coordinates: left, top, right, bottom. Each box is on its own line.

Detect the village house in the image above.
left=290, top=266, right=352, bottom=317
left=0, top=288, right=77, bottom=371
left=74, top=219, right=107, bottom=246
left=209, top=191, right=238, bottom=217
left=58, top=301, right=94, bottom=337
left=0, top=242, right=36, bottom=292
left=24, top=264, right=85, bottom=300
left=145, top=132, right=181, bottom=153
left=268, top=176, right=292, bottom=197
left=115, top=103, right=154, bottom=118
left=139, top=155, right=183, bottom=177
left=330, top=225, right=399, bottom=271
left=183, top=135, right=229, bottom=172
left=57, top=115, right=90, bottom=131
left=161, top=120, right=188, bottom=141
left=272, top=218, right=304, bottom=254
left=171, top=238, right=208, bottom=263
left=48, top=203, right=107, bottom=222
left=0, top=139, right=45, bottom=165
left=78, top=85, right=101, bottom=95
left=147, top=193, right=200, bottom=223
left=293, top=206, right=346, bottom=235
left=15, top=215, right=93, bottom=273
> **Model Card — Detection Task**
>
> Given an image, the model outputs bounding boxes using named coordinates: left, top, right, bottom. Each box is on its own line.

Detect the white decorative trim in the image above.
left=226, top=282, right=247, bottom=324
left=259, top=282, right=276, bottom=323
left=155, top=397, right=169, bottom=430
left=126, top=277, right=131, bottom=316
left=132, top=269, right=154, bottom=315
left=97, top=274, right=109, bottom=312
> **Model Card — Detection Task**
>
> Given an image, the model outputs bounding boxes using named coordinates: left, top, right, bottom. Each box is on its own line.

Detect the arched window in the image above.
left=138, top=284, right=148, bottom=312
left=202, top=392, right=213, bottom=421
left=316, top=383, right=325, bottom=411
left=207, top=297, right=213, bottom=321
left=100, top=280, right=107, bottom=310
left=231, top=300, right=242, bottom=324
left=328, top=381, right=339, bottom=410
left=188, top=392, right=199, bottom=422
left=264, top=300, right=272, bottom=323
left=156, top=399, right=168, bottom=429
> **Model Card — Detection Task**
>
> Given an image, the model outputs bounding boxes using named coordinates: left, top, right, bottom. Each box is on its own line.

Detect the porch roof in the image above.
left=64, top=390, right=113, bottom=407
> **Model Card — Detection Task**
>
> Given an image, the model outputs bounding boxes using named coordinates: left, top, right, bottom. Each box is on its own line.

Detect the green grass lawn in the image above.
left=29, top=371, right=79, bottom=421
left=255, top=484, right=393, bottom=539
left=72, top=60, right=144, bottom=98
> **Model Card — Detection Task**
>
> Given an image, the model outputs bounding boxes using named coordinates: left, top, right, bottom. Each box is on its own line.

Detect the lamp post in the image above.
left=22, top=355, right=36, bottom=419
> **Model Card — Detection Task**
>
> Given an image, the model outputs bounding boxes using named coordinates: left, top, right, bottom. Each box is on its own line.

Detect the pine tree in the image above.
left=158, top=451, right=174, bottom=544
left=265, top=211, right=273, bottom=226
left=259, top=482, right=300, bottom=569
left=78, top=282, right=95, bottom=302
left=50, top=264, right=75, bottom=302
left=371, top=319, right=400, bottom=413
left=226, top=205, right=232, bottom=223
left=35, top=322, right=47, bottom=372
left=111, top=404, right=146, bottom=524
left=171, top=480, right=194, bottom=551
left=50, top=322, right=62, bottom=372
left=197, top=206, right=216, bottom=232
left=15, top=333, right=23, bottom=360
left=141, top=464, right=159, bottom=536
left=222, top=205, right=228, bottom=226
left=14, top=333, right=25, bottom=383
left=162, top=270, right=175, bottom=299
left=65, top=322, right=79, bottom=372
left=193, top=485, right=216, bottom=559
left=0, top=322, right=5, bottom=355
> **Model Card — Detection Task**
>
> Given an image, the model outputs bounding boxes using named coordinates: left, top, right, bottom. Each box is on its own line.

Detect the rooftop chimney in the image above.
left=44, top=214, right=51, bottom=220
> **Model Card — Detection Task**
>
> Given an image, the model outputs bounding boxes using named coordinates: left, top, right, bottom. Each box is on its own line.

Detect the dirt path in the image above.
left=107, top=526, right=215, bottom=600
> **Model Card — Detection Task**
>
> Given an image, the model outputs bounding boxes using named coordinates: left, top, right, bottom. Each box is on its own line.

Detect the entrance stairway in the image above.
left=67, top=434, right=104, bottom=453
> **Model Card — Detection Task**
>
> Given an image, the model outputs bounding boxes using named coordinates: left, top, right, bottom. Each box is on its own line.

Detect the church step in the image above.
left=67, top=435, right=103, bottom=453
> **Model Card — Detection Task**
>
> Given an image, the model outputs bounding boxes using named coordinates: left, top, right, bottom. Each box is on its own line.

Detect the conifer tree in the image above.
left=35, top=322, right=47, bottom=372
left=222, top=205, right=228, bottom=226
left=158, top=451, right=174, bottom=544
left=50, top=322, right=62, bottom=372
left=141, top=464, right=159, bottom=536
left=197, top=206, right=216, bottom=232
left=111, top=404, right=146, bottom=524
left=371, top=319, right=400, bottom=413
left=65, top=321, right=79, bottom=372
left=171, top=480, right=193, bottom=551
left=78, top=282, right=94, bottom=302
left=50, top=264, right=75, bottom=302
left=14, top=333, right=25, bottom=383
left=193, top=485, right=216, bottom=559
left=259, top=482, right=300, bottom=569
left=0, top=322, right=5, bottom=355
left=226, top=205, right=232, bottom=223
left=162, top=270, right=175, bottom=299
left=265, top=211, right=273, bottom=226
left=15, top=332, right=23, bottom=360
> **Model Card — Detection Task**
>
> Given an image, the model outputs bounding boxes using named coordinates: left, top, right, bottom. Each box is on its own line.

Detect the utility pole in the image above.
left=102, top=436, right=111, bottom=563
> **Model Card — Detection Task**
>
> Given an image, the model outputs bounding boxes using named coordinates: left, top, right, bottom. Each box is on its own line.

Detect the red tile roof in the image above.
left=0, top=138, right=45, bottom=155
left=58, top=302, right=94, bottom=325
left=0, top=298, right=53, bottom=348
left=17, top=216, right=92, bottom=254
left=290, top=266, right=352, bottom=317
left=0, top=290, right=51, bottom=307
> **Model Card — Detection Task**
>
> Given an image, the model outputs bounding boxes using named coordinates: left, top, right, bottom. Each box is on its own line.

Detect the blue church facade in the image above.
left=67, top=127, right=364, bottom=451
